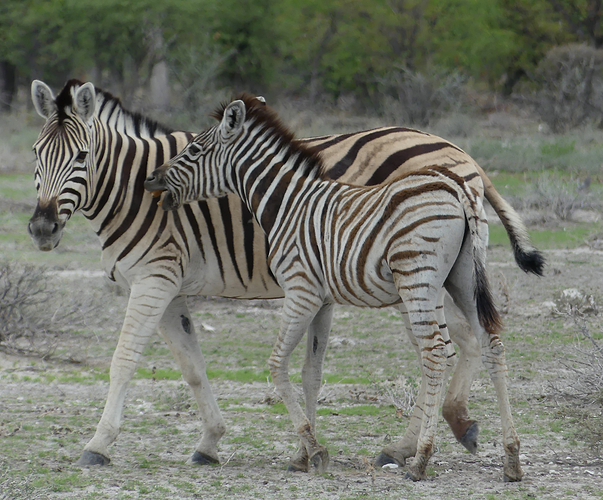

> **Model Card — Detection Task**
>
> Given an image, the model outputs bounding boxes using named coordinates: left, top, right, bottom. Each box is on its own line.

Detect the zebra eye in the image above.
left=75, top=151, right=88, bottom=162
left=188, top=143, right=202, bottom=156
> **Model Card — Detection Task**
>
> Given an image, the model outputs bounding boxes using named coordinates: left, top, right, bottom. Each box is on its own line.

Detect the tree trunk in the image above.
left=0, top=61, right=17, bottom=112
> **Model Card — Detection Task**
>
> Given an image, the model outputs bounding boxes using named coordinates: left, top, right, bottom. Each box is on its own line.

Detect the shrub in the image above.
left=0, top=261, right=48, bottom=345
left=0, top=261, right=120, bottom=360
left=532, top=44, right=603, bottom=133
left=377, top=66, right=466, bottom=127
left=549, top=306, right=603, bottom=451
left=509, top=173, right=600, bottom=221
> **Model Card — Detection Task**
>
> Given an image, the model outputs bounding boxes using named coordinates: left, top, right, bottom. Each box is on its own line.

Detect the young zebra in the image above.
left=145, top=94, right=523, bottom=482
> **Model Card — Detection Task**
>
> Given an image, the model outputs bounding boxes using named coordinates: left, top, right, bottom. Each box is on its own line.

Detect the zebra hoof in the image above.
left=374, top=452, right=404, bottom=468
left=287, top=462, right=309, bottom=473
left=190, top=451, right=220, bottom=466
left=76, top=450, right=111, bottom=467
left=310, top=448, right=329, bottom=473
left=287, top=455, right=309, bottom=473
left=404, top=470, right=423, bottom=482
left=503, top=470, right=524, bottom=482
left=459, top=421, right=479, bottom=454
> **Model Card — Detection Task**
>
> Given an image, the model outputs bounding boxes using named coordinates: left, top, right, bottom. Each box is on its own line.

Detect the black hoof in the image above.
left=503, top=474, right=523, bottom=482
left=76, top=450, right=111, bottom=467
left=460, top=421, right=479, bottom=454
left=404, top=471, right=422, bottom=482
left=374, top=452, right=404, bottom=468
left=310, top=449, right=329, bottom=473
left=287, top=463, right=309, bottom=473
left=191, top=451, right=220, bottom=465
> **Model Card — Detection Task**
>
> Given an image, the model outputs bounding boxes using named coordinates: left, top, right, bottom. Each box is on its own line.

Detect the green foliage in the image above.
left=425, top=0, right=518, bottom=81
left=2, top=0, right=602, bottom=105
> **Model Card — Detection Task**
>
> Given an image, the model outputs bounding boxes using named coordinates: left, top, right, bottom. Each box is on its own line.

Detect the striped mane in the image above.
left=55, top=79, right=174, bottom=137
left=212, top=92, right=324, bottom=177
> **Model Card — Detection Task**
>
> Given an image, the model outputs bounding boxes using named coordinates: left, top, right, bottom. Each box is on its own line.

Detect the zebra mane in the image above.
left=212, top=92, right=324, bottom=177
left=55, top=79, right=175, bottom=137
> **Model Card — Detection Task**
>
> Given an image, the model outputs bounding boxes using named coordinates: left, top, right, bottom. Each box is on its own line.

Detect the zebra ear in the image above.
left=31, top=80, right=56, bottom=119
left=220, top=100, right=246, bottom=138
left=74, top=82, right=96, bottom=124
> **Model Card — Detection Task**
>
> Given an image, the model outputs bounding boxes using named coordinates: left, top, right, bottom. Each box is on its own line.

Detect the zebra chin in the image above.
left=159, top=191, right=181, bottom=211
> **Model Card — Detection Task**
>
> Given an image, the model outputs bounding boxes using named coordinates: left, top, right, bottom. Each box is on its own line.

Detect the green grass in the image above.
left=489, top=222, right=602, bottom=250
left=135, top=367, right=183, bottom=381
left=463, top=128, right=603, bottom=176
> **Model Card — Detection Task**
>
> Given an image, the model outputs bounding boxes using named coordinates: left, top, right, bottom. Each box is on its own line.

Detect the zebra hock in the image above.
left=145, top=94, right=523, bottom=482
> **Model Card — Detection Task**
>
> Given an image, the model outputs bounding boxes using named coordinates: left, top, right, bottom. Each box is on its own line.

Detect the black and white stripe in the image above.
left=30, top=80, right=539, bottom=475
left=146, top=94, right=524, bottom=481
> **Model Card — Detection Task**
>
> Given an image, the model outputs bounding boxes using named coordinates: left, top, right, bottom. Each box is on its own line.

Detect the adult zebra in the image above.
left=144, top=94, right=522, bottom=482
left=29, top=79, right=542, bottom=471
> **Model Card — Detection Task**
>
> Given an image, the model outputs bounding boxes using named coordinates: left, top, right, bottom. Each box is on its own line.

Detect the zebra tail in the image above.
left=462, top=187, right=503, bottom=335
left=476, top=164, right=545, bottom=276
left=474, top=254, right=503, bottom=335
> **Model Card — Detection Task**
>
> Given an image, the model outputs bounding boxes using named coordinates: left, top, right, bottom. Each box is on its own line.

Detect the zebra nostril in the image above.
left=27, top=221, right=33, bottom=235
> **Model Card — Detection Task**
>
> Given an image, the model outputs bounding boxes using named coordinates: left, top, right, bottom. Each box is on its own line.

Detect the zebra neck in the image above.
left=80, top=119, right=191, bottom=245
left=235, top=141, right=327, bottom=240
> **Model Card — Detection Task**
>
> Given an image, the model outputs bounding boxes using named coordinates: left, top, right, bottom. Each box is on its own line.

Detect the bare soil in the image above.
left=1, top=246, right=603, bottom=499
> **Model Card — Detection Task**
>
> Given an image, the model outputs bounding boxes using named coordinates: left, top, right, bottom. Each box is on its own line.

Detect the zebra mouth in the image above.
left=154, top=190, right=179, bottom=211
left=150, top=189, right=167, bottom=207
left=145, top=171, right=179, bottom=210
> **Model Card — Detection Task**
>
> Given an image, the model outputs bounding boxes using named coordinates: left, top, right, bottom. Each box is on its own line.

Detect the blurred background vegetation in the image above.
left=1, top=0, right=603, bottom=133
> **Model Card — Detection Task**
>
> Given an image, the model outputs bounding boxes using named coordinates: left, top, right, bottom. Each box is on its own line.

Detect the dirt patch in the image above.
left=1, top=247, right=603, bottom=499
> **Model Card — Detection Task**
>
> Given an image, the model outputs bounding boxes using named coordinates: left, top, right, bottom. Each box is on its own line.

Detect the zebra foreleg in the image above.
left=158, top=296, right=226, bottom=466
left=288, top=303, right=334, bottom=472
left=268, top=296, right=329, bottom=473
left=77, top=281, right=178, bottom=467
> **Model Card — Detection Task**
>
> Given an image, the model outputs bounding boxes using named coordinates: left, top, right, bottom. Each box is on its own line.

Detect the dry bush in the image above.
left=510, top=173, right=600, bottom=221
left=0, top=261, right=118, bottom=360
left=164, top=34, right=235, bottom=129
left=373, top=376, right=418, bottom=418
left=0, top=262, right=48, bottom=345
left=532, top=44, right=603, bottom=133
left=548, top=291, right=603, bottom=451
left=377, top=66, right=466, bottom=127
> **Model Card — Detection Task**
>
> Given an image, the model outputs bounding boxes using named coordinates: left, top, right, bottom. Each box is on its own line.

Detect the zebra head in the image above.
left=29, top=80, right=97, bottom=251
left=145, top=99, right=247, bottom=211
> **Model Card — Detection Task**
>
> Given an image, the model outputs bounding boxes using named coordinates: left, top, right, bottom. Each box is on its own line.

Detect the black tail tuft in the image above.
left=474, top=259, right=503, bottom=334
left=513, top=244, right=546, bottom=277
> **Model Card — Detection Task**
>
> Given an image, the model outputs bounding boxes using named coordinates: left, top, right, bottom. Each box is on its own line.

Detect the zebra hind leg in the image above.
left=158, top=296, right=226, bottom=466
left=441, top=292, right=482, bottom=454
left=375, top=294, right=457, bottom=470
left=389, top=288, right=449, bottom=481
left=445, top=248, right=523, bottom=482
left=289, top=304, right=334, bottom=472
left=375, top=303, right=425, bottom=468
left=268, top=297, right=329, bottom=473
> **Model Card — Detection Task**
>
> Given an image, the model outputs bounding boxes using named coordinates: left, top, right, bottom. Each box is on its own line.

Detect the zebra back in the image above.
left=150, top=96, right=501, bottom=334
